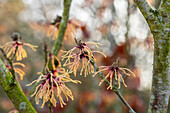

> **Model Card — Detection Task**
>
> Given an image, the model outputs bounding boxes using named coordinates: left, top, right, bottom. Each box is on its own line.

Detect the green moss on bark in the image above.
left=0, top=59, right=37, bottom=113
left=134, top=0, right=170, bottom=112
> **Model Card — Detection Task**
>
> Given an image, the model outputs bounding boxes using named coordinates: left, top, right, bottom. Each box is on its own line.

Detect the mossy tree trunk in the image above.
left=134, top=0, right=170, bottom=112
left=0, top=59, right=37, bottom=113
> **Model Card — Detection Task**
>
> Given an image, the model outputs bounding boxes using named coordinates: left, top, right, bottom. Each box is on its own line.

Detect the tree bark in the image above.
left=0, top=59, right=37, bottom=113
left=134, top=0, right=170, bottom=112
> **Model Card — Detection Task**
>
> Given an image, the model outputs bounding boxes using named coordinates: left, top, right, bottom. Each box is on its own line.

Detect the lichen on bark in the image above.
left=134, top=0, right=170, bottom=112
left=0, top=59, right=37, bottom=113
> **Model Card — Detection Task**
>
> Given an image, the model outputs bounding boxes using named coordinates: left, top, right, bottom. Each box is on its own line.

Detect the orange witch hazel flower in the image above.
left=6, top=62, right=25, bottom=80
left=62, top=38, right=106, bottom=77
left=27, top=67, right=81, bottom=108
left=1, top=32, right=38, bottom=61
left=48, top=53, right=61, bottom=70
left=47, top=15, right=81, bottom=40
left=93, top=59, right=135, bottom=89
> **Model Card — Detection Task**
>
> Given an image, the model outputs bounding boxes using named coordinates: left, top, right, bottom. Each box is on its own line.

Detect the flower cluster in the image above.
left=93, top=61, right=135, bottom=89
left=62, top=39, right=105, bottom=77
left=47, top=15, right=81, bottom=40
left=2, top=41, right=37, bottom=61
left=27, top=51, right=82, bottom=108
left=1, top=33, right=37, bottom=61
left=27, top=68, right=81, bottom=108
left=0, top=33, right=37, bottom=82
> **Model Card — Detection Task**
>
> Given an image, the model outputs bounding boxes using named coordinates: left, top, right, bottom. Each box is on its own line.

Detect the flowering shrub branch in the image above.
left=0, top=32, right=36, bottom=83
left=27, top=0, right=73, bottom=102
left=61, top=38, right=106, bottom=77
left=93, top=59, right=135, bottom=89
left=0, top=0, right=148, bottom=112
left=61, top=38, right=136, bottom=112
left=90, top=59, right=136, bottom=113
left=0, top=32, right=38, bottom=112
left=27, top=0, right=74, bottom=112
left=27, top=67, right=81, bottom=108
left=47, top=0, right=73, bottom=112
left=51, top=0, right=73, bottom=56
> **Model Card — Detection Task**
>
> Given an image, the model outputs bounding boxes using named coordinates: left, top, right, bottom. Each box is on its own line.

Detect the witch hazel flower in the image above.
left=6, top=62, right=25, bottom=80
left=47, top=53, right=68, bottom=77
left=47, top=15, right=81, bottom=40
left=27, top=67, right=81, bottom=108
left=1, top=32, right=38, bottom=61
left=13, top=62, right=25, bottom=80
left=61, top=39, right=106, bottom=77
left=93, top=59, right=135, bottom=89
left=48, top=53, right=61, bottom=70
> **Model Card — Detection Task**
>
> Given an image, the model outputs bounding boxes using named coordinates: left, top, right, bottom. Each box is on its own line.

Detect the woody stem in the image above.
left=90, top=60, right=136, bottom=113
left=48, top=102, right=53, bottom=113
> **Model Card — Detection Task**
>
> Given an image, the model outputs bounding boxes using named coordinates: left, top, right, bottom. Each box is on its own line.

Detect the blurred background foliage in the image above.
left=0, top=0, right=154, bottom=113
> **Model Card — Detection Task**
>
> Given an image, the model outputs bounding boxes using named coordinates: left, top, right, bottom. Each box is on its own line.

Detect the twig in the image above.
left=27, top=42, right=48, bottom=102
left=11, top=46, right=18, bottom=61
left=114, top=91, right=136, bottom=113
left=27, top=0, right=73, bottom=108
left=48, top=0, right=73, bottom=111
left=90, top=60, right=136, bottom=113
left=42, top=42, right=48, bottom=74
left=51, top=0, right=72, bottom=56
left=48, top=102, right=53, bottom=113
left=0, top=47, right=10, bottom=61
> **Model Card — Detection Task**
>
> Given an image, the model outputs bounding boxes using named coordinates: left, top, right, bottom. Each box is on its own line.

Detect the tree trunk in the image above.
left=0, top=59, right=37, bottom=113
left=134, top=0, right=170, bottom=112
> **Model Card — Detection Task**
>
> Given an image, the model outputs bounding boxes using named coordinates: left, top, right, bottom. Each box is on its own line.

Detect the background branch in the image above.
left=27, top=43, right=48, bottom=101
